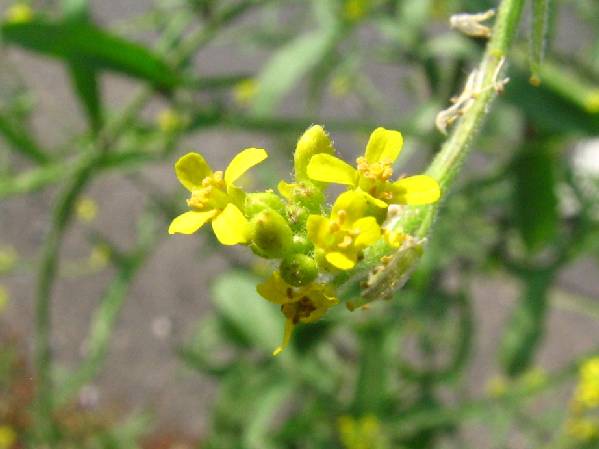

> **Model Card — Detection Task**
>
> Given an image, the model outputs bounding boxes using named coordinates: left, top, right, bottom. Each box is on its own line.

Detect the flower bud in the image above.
left=280, top=254, right=318, bottom=287
left=245, top=191, right=286, bottom=218
left=250, top=210, right=293, bottom=258
left=294, top=125, right=334, bottom=181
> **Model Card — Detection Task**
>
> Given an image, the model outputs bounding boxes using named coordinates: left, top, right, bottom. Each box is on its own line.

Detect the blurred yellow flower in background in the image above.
left=0, top=425, right=16, bottom=449
left=233, top=78, right=258, bottom=107
left=76, top=197, right=98, bottom=223
left=5, top=3, right=33, bottom=23
left=0, top=246, right=17, bottom=274
left=0, top=285, right=8, bottom=315
left=337, top=415, right=388, bottom=449
left=158, top=108, right=187, bottom=134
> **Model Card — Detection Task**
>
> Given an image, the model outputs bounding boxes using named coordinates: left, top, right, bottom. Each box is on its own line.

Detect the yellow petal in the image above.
left=364, top=127, right=403, bottom=163
left=256, top=271, right=290, bottom=304
left=168, top=210, right=216, bottom=234
left=277, top=180, right=295, bottom=200
left=175, top=152, right=212, bottom=191
left=392, top=175, right=441, bottom=205
left=332, top=190, right=368, bottom=223
left=326, top=252, right=356, bottom=270
left=353, top=217, right=381, bottom=248
left=224, top=147, right=268, bottom=186
left=273, top=318, right=294, bottom=356
left=211, top=203, right=250, bottom=245
left=306, top=154, right=357, bottom=185
left=306, top=214, right=329, bottom=244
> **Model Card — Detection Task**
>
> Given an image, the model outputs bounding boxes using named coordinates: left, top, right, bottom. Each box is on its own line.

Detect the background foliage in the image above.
left=0, top=0, right=598, bottom=448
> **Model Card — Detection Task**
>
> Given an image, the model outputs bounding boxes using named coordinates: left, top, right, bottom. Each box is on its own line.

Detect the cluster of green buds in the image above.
left=169, top=125, right=440, bottom=354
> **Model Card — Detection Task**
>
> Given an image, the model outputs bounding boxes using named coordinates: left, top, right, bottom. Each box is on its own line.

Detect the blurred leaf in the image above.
left=0, top=112, right=48, bottom=163
left=1, top=19, right=179, bottom=89
left=61, top=0, right=103, bottom=133
left=251, top=27, right=342, bottom=116
left=511, top=140, right=558, bottom=253
left=212, top=271, right=282, bottom=352
left=505, top=70, right=599, bottom=136
left=499, top=271, right=553, bottom=377
left=244, top=380, right=293, bottom=449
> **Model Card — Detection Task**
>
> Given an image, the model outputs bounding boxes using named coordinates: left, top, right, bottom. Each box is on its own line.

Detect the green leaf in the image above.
left=511, top=140, right=558, bottom=253
left=499, top=271, right=553, bottom=377
left=68, top=60, right=102, bottom=133
left=61, top=0, right=103, bottom=133
left=251, top=28, right=341, bottom=116
left=505, top=69, right=599, bottom=136
left=0, top=112, right=48, bottom=163
left=1, top=19, right=179, bottom=88
left=212, top=271, right=282, bottom=352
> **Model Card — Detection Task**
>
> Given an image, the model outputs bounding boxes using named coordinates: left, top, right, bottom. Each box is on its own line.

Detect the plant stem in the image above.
left=402, top=0, right=526, bottom=238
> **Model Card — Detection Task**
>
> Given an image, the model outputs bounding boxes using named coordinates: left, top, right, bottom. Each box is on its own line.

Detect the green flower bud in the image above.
left=250, top=209, right=293, bottom=259
left=294, top=125, right=334, bottom=181
left=280, top=254, right=318, bottom=287
left=245, top=191, right=286, bottom=218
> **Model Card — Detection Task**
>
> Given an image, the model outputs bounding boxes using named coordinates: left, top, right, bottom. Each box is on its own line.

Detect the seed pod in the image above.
left=280, top=254, right=318, bottom=287
left=250, top=210, right=293, bottom=258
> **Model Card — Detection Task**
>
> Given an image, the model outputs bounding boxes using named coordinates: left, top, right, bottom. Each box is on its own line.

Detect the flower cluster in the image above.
left=169, top=126, right=440, bottom=354
left=566, top=356, right=599, bottom=443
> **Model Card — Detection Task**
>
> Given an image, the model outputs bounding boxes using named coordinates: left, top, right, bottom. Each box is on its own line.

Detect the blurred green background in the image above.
left=0, top=0, right=598, bottom=448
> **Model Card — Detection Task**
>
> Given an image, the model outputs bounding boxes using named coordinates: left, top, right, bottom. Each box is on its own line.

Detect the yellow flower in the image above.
left=233, top=79, right=258, bottom=106
left=157, top=109, right=186, bottom=134
left=75, top=197, right=98, bottom=223
left=0, top=425, right=16, bottom=449
left=338, top=415, right=387, bottom=449
left=169, top=148, right=267, bottom=245
left=0, top=245, right=17, bottom=273
left=343, top=0, right=370, bottom=22
left=307, top=190, right=381, bottom=270
left=307, top=127, right=440, bottom=207
left=5, top=3, right=33, bottom=23
left=257, top=271, right=338, bottom=355
left=0, top=285, right=8, bottom=314
left=566, top=417, right=599, bottom=442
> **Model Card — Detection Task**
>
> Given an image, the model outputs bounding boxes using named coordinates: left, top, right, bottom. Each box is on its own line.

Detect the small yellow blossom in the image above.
left=573, top=356, right=599, bottom=410
left=307, top=190, right=381, bottom=270
left=0, top=285, right=8, bottom=314
left=0, top=245, right=17, bottom=273
left=76, top=197, right=98, bottom=223
left=169, top=148, right=268, bottom=245
left=233, top=79, right=258, bottom=107
left=566, top=417, right=599, bottom=442
left=0, top=425, right=16, bottom=449
left=486, top=375, right=508, bottom=398
left=88, top=244, right=110, bottom=270
left=5, top=3, right=33, bottom=23
left=343, top=0, right=371, bottom=22
left=307, top=127, right=440, bottom=207
left=158, top=109, right=186, bottom=134
left=257, top=271, right=338, bottom=355
left=338, top=415, right=388, bottom=449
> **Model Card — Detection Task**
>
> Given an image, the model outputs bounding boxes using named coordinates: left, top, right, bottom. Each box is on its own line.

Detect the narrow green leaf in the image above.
left=1, top=19, right=179, bottom=88
left=68, top=61, right=102, bottom=133
left=529, top=0, right=550, bottom=85
left=251, top=28, right=341, bottom=116
left=499, top=271, right=553, bottom=377
left=512, top=140, right=558, bottom=253
left=61, top=0, right=103, bottom=133
left=0, top=112, right=48, bottom=163
left=212, top=271, right=282, bottom=352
